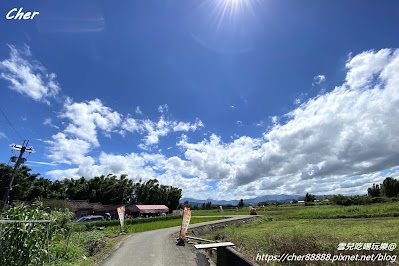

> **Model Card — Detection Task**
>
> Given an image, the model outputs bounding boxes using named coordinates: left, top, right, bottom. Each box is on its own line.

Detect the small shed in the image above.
left=127, top=204, right=169, bottom=217
left=93, top=203, right=121, bottom=220
left=64, top=200, right=94, bottom=218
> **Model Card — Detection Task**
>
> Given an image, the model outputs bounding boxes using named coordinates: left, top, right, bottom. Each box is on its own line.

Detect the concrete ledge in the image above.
left=188, top=216, right=261, bottom=237
left=185, top=216, right=262, bottom=266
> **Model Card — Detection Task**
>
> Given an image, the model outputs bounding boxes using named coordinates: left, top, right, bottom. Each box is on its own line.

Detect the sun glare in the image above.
left=190, top=0, right=260, bottom=54
left=211, top=0, right=256, bottom=30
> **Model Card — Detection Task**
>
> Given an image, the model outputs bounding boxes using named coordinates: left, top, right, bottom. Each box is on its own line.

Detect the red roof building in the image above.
left=126, top=204, right=169, bottom=216
left=64, top=200, right=169, bottom=219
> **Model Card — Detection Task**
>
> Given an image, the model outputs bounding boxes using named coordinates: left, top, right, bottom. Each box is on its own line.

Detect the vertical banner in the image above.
left=179, top=207, right=191, bottom=238
left=117, top=206, right=125, bottom=230
left=219, top=205, right=223, bottom=215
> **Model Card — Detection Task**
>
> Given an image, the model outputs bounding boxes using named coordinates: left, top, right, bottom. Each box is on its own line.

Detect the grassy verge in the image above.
left=191, top=202, right=399, bottom=218
left=201, top=203, right=399, bottom=265
left=50, top=216, right=224, bottom=266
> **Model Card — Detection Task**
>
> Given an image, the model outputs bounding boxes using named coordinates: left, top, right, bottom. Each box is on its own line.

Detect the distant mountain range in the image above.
left=180, top=194, right=305, bottom=205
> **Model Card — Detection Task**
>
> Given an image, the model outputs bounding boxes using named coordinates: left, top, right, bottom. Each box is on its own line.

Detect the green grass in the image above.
left=191, top=208, right=258, bottom=216
left=191, top=202, right=399, bottom=218
left=202, top=203, right=399, bottom=265
left=102, top=216, right=224, bottom=234
left=274, top=202, right=399, bottom=219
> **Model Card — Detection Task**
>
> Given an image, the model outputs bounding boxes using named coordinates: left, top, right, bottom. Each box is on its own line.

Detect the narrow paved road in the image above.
left=99, top=215, right=255, bottom=266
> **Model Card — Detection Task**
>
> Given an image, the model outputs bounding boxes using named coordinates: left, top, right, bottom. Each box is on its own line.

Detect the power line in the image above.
left=0, top=131, right=12, bottom=145
left=0, top=105, right=24, bottom=141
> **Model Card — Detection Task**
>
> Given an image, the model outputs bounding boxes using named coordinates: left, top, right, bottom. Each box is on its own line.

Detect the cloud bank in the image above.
left=45, top=49, right=399, bottom=199
left=4, top=45, right=398, bottom=199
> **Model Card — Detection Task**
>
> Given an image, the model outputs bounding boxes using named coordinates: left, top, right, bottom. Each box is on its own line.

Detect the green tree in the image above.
left=304, top=193, right=316, bottom=203
left=0, top=163, right=38, bottom=204
left=367, top=184, right=381, bottom=197
left=367, top=177, right=399, bottom=198
left=381, top=177, right=399, bottom=198
left=27, top=177, right=53, bottom=200
left=132, top=179, right=182, bottom=210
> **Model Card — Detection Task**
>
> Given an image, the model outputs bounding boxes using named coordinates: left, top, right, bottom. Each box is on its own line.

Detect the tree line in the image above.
left=0, top=163, right=182, bottom=210
left=367, top=177, right=399, bottom=198
left=331, top=177, right=399, bottom=206
left=300, top=177, right=399, bottom=206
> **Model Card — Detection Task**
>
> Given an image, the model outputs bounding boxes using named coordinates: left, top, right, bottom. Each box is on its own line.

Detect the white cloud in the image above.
left=169, top=48, right=399, bottom=196
left=173, top=118, right=204, bottom=132
left=45, top=48, right=399, bottom=199
left=45, top=132, right=94, bottom=165
left=312, top=74, right=326, bottom=86
left=234, top=48, right=399, bottom=189
left=121, top=114, right=204, bottom=149
left=158, top=104, right=168, bottom=113
left=0, top=131, right=8, bottom=142
left=236, top=121, right=243, bottom=127
left=121, top=117, right=143, bottom=134
left=0, top=44, right=60, bottom=104
left=27, top=161, right=59, bottom=166
left=135, top=106, right=143, bottom=114
left=61, top=98, right=122, bottom=146
left=345, top=49, right=390, bottom=89
left=271, top=116, right=278, bottom=124
left=43, top=118, right=59, bottom=129
left=45, top=98, right=122, bottom=167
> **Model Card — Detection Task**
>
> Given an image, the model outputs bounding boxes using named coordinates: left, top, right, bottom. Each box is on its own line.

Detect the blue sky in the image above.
left=1, top=0, right=399, bottom=200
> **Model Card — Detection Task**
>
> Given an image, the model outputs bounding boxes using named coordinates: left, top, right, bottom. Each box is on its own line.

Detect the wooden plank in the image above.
left=194, top=242, right=235, bottom=249
left=186, top=236, right=215, bottom=243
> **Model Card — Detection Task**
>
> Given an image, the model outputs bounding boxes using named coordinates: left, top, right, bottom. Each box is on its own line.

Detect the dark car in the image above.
left=75, top=215, right=104, bottom=223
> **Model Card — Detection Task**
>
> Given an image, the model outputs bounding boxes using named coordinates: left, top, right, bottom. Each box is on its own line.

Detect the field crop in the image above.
left=202, top=203, right=399, bottom=265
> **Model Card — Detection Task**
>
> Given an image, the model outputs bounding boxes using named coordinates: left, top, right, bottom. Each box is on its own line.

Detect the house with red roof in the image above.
left=126, top=204, right=169, bottom=217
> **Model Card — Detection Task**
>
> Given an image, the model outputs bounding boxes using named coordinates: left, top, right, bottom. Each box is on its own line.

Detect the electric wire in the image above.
left=0, top=105, right=24, bottom=141
left=0, top=132, right=12, bottom=145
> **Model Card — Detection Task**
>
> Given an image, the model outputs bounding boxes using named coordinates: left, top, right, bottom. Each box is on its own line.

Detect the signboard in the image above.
left=117, top=206, right=125, bottom=230
left=179, top=207, right=191, bottom=238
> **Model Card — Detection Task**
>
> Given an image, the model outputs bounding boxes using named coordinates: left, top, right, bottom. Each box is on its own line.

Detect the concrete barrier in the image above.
left=188, top=216, right=260, bottom=237
left=186, top=216, right=262, bottom=266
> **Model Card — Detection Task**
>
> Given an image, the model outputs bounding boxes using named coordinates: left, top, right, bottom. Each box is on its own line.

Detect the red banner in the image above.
left=179, top=207, right=191, bottom=238
left=117, top=206, right=125, bottom=229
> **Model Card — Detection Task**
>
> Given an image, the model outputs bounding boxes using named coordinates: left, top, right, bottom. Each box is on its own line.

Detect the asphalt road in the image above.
left=99, top=215, right=255, bottom=266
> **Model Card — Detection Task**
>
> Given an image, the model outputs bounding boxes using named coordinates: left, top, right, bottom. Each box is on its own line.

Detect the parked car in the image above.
left=75, top=215, right=104, bottom=223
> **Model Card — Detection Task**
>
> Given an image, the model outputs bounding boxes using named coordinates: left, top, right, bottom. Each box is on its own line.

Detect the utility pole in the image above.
left=0, top=140, right=33, bottom=209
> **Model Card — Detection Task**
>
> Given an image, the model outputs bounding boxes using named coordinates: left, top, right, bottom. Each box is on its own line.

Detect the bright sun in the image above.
left=211, top=0, right=256, bottom=29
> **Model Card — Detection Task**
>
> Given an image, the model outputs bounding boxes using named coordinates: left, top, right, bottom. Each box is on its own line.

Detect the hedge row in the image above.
left=82, top=215, right=181, bottom=228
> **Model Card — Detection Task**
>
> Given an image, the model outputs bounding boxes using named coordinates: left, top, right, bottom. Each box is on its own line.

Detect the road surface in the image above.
left=99, top=215, right=255, bottom=266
